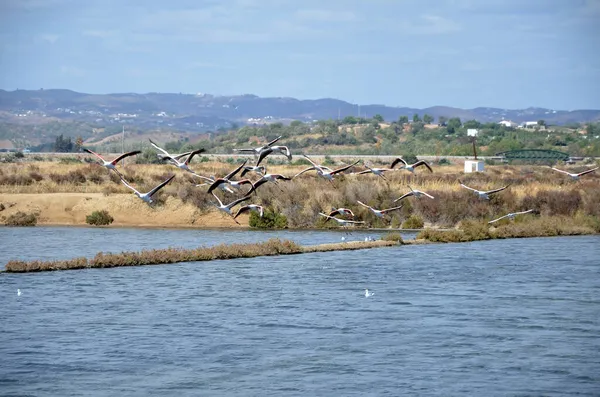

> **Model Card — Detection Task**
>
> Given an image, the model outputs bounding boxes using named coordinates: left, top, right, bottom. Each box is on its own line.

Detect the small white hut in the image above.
left=464, top=159, right=485, bottom=173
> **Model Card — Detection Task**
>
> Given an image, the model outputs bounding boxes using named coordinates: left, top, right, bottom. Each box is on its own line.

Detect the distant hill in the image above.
left=0, top=89, right=599, bottom=149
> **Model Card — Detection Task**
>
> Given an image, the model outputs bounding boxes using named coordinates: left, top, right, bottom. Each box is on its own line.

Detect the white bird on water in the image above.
left=365, top=289, right=374, bottom=297
left=17, top=289, right=22, bottom=296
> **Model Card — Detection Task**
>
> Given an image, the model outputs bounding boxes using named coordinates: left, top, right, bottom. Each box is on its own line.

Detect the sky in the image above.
left=0, top=0, right=599, bottom=110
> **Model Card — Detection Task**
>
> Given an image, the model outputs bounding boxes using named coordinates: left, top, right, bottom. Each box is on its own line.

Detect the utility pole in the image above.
left=121, top=125, right=125, bottom=165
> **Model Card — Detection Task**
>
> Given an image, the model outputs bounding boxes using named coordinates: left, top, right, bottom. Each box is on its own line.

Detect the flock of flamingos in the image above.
left=82, top=136, right=599, bottom=227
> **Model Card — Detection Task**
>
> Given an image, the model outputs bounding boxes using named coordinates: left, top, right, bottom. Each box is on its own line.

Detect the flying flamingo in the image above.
left=354, top=164, right=396, bottom=181
left=319, top=212, right=365, bottom=227
left=390, top=158, right=433, bottom=173
left=393, top=185, right=435, bottom=202
left=211, top=192, right=251, bottom=224
left=357, top=200, right=404, bottom=218
left=240, top=165, right=266, bottom=177
left=149, top=139, right=192, bottom=161
left=206, top=159, right=253, bottom=195
left=164, top=148, right=205, bottom=173
left=256, top=145, right=293, bottom=166
left=233, top=135, right=282, bottom=157
left=234, top=204, right=264, bottom=219
left=550, top=166, right=598, bottom=181
left=488, top=209, right=535, bottom=224
left=82, top=148, right=141, bottom=176
left=294, top=155, right=360, bottom=182
left=119, top=174, right=175, bottom=204
left=247, top=173, right=292, bottom=195
left=327, top=207, right=355, bottom=218
left=459, top=180, right=510, bottom=200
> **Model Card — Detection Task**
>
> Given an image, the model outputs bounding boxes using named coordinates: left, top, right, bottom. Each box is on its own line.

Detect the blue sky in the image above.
left=1, top=0, right=598, bottom=110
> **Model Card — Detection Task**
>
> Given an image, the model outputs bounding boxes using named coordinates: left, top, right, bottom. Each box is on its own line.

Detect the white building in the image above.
left=498, top=120, right=517, bottom=128
left=464, top=159, right=485, bottom=173
left=467, top=129, right=479, bottom=137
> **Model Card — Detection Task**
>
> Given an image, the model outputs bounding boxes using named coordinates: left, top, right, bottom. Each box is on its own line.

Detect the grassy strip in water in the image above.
left=5, top=238, right=302, bottom=273
left=417, top=216, right=600, bottom=243
left=4, top=238, right=404, bottom=273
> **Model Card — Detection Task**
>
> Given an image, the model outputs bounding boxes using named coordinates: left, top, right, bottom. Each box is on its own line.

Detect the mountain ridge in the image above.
left=1, top=89, right=599, bottom=134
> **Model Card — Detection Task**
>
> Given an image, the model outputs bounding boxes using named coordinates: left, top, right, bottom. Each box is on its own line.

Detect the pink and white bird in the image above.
left=488, top=209, right=535, bottom=224
left=82, top=148, right=141, bottom=176
left=294, top=155, right=360, bottom=182
left=247, top=173, right=291, bottom=195
left=393, top=185, right=435, bottom=202
left=390, top=158, right=433, bottom=173
left=551, top=166, right=598, bottom=181
left=234, top=204, right=264, bottom=219
left=319, top=212, right=365, bottom=227
left=357, top=200, right=404, bottom=218
left=233, top=135, right=282, bottom=157
left=211, top=192, right=251, bottom=224
left=119, top=174, right=175, bottom=204
left=459, top=180, right=509, bottom=200
left=354, top=164, right=396, bottom=181
left=327, top=207, right=355, bottom=218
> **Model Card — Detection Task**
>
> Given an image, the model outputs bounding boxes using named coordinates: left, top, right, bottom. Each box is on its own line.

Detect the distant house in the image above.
left=467, top=129, right=479, bottom=137
left=498, top=120, right=517, bottom=128
left=520, top=121, right=545, bottom=130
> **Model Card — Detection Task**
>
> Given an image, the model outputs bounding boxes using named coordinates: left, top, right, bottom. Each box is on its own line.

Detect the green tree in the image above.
left=446, top=117, right=462, bottom=134
left=438, top=116, right=448, bottom=126
left=373, top=114, right=384, bottom=122
left=537, top=120, right=546, bottom=128
left=343, top=116, right=358, bottom=125
left=398, top=115, right=409, bottom=125
left=423, top=114, right=434, bottom=124
left=463, top=120, right=481, bottom=129
left=413, top=114, right=421, bottom=123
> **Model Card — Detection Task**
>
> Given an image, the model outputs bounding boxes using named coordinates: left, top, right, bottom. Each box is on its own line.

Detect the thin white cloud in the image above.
left=60, top=65, right=86, bottom=77
left=295, top=9, right=357, bottom=22
left=38, top=34, right=60, bottom=44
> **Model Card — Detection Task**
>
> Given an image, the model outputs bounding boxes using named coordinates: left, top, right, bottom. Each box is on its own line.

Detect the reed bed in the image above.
left=4, top=238, right=405, bottom=273
left=416, top=216, right=599, bottom=243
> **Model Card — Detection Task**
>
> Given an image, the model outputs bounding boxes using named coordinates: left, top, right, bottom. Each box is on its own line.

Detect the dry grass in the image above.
left=1, top=159, right=599, bottom=229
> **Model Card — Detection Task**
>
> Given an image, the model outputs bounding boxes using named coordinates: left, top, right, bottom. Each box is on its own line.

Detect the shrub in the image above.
left=5, top=211, right=38, bottom=226
left=29, top=171, right=44, bottom=182
left=381, top=232, right=404, bottom=243
left=249, top=209, right=288, bottom=229
left=402, top=215, right=424, bottom=229
left=86, top=210, right=114, bottom=226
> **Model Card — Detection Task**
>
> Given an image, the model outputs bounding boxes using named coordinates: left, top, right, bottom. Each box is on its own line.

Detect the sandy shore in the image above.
left=0, top=193, right=249, bottom=228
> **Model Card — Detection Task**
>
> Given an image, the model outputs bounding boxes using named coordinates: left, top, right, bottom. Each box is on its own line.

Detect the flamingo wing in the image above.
left=118, top=175, right=139, bottom=195
left=224, top=159, right=249, bottom=179
left=148, top=174, right=175, bottom=197
left=82, top=148, right=105, bottom=161
left=414, top=160, right=433, bottom=172
left=486, top=185, right=510, bottom=195
left=381, top=204, right=404, bottom=214
left=390, top=157, right=407, bottom=169
left=458, top=180, right=479, bottom=193
left=111, top=150, right=142, bottom=165
left=393, top=191, right=414, bottom=203
left=577, top=167, right=599, bottom=176
left=149, top=139, right=170, bottom=156
left=207, top=178, right=229, bottom=195
left=256, top=148, right=273, bottom=167
left=332, top=160, right=361, bottom=175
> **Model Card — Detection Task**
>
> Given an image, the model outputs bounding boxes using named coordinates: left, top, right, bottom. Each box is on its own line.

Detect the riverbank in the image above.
left=0, top=192, right=250, bottom=228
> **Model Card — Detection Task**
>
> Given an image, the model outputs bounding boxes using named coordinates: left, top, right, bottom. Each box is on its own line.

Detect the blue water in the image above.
left=1, top=229, right=599, bottom=396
